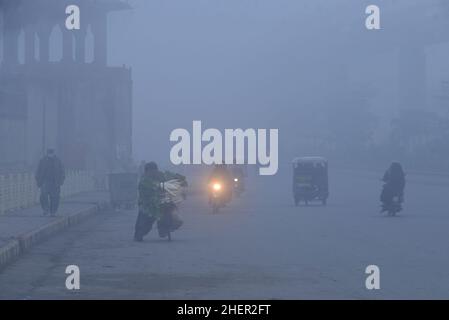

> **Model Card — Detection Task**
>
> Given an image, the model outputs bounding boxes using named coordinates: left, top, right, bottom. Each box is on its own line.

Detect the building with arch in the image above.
left=0, top=0, right=133, bottom=174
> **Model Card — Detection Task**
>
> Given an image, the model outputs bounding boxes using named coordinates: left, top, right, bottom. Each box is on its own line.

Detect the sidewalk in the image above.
left=0, top=191, right=110, bottom=270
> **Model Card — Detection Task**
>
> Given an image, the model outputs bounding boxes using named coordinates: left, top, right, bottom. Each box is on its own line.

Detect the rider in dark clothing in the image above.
left=134, top=162, right=165, bottom=242
left=231, top=166, right=245, bottom=193
left=134, top=162, right=184, bottom=242
left=231, top=166, right=245, bottom=180
left=381, top=162, right=406, bottom=204
left=35, top=149, right=65, bottom=216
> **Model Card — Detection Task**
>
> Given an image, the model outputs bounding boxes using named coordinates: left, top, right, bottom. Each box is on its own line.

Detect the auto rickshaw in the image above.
left=292, top=157, right=329, bottom=206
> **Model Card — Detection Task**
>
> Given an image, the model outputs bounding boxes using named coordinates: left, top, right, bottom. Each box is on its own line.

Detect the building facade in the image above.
left=0, top=0, right=132, bottom=174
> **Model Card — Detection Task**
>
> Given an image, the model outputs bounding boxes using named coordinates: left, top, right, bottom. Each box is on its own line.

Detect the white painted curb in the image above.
left=0, top=202, right=107, bottom=270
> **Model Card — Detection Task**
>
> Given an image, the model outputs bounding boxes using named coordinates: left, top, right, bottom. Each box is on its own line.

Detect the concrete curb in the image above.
left=0, top=240, right=21, bottom=270
left=0, top=202, right=108, bottom=271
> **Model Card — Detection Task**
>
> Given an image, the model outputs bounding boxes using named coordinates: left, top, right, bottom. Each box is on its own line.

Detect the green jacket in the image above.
left=138, top=172, right=164, bottom=218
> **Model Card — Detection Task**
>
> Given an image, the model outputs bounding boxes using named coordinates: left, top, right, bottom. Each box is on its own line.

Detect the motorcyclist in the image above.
left=208, top=163, right=233, bottom=203
left=381, top=162, right=406, bottom=207
left=231, top=165, right=245, bottom=194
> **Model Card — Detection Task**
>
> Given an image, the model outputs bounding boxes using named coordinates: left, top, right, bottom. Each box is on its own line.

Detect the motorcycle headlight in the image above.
left=212, top=183, right=222, bottom=191
left=234, top=178, right=239, bottom=182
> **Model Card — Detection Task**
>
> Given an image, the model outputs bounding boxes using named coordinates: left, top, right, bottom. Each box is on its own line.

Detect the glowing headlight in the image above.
left=213, top=183, right=222, bottom=191
left=234, top=178, right=239, bottom=182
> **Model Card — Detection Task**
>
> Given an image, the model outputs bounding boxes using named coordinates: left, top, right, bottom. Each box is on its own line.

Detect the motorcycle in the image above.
left=209, top=181, right=228, bottom=214
left=232, top=177, right=245, bottom=197
left=157, top=202, right=183, bottom=241
left=380, top=183, right=403, bottom=216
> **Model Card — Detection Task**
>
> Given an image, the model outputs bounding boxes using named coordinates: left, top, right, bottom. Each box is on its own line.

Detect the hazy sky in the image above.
left=106, top=0, right=449, bottom=165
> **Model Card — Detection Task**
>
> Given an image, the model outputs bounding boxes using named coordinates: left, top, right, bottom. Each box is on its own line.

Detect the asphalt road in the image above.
left=1, top=168, right=449, bottom=299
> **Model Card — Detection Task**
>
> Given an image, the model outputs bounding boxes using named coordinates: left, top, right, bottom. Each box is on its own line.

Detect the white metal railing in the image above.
left=0, top=171, right=94, bottom=215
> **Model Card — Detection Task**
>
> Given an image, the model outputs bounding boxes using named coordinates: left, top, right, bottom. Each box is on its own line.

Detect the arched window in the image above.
left=17, top=29, right=25, bottom=64
left=85, top=24, right=94, bottom=63
left=49, top=24, right=63, bottom=62
left=34, top=33, right=39, bottom=61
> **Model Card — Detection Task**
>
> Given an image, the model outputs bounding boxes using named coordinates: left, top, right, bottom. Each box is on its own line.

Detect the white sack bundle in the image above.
left=160, top=179, right=184, bottom=205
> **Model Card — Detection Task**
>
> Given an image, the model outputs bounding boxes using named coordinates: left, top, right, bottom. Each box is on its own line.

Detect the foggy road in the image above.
left=1, top=168, right=449, bottom=300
